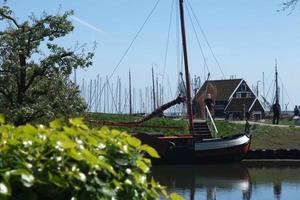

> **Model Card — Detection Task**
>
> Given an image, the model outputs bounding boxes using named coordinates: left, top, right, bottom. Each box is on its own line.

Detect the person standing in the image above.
left=204, top=93, right=214, bottom=117
left=245, top=111, right=250, bottom=121
left=272, top=102, right=281, bottom=125
left=294, top=105, right=300, bottom=117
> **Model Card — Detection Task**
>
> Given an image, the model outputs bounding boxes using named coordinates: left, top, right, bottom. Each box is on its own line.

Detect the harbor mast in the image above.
left=179, top=0, right=194, bottom=133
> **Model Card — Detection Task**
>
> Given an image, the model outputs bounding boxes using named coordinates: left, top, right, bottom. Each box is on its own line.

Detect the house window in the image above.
left=236, top=92, right=241, bottom=98
left=241, top=83, right=247, bottom=91
left=246, top=93, right=252, bottom=98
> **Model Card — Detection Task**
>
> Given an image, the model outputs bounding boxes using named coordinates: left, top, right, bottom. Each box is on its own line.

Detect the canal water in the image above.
left=151, top=161, right=300, bottom=200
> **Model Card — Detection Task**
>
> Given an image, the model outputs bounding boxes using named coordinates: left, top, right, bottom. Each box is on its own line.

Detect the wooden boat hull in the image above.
left=135, top=133, right=251, bottom=164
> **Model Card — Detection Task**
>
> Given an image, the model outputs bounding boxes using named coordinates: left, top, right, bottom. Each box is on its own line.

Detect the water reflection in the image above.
left=151, top=162, right=300, bottom=200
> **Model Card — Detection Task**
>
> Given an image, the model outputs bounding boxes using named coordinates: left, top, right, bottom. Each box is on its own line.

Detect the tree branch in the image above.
left=25, top=52, right=73, bottom=91
left=0, top=88, right=14, bottom=107
left=0, top=11, right=20, bottom=28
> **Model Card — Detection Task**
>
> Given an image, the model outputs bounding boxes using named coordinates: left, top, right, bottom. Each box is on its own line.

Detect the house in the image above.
left=193, top=79, right=265, bottom=120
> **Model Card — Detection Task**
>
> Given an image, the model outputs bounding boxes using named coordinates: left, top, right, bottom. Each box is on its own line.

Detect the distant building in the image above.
left=193, top=79, right=265, bottom=120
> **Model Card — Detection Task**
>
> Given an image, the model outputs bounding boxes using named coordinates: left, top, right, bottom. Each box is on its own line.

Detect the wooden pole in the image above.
left=152, top=67, right=156, bottom=110
left=179, top=0, right=194, bottom=133
left=275, top=59, right=279, bottom=104
left=129, top=70, right=132, bottom=115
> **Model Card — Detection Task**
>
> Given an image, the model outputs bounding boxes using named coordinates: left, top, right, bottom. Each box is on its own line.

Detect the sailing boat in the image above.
left=134, top=0, right=251, bottom=164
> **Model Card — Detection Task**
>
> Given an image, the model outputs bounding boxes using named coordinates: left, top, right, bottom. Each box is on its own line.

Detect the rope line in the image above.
left=186, top=0, right=225, bottom=79
left=185, top=3, right=210, bottom=77
left=162, top=0, right=175, bottom=84
left=98, top=0, right=162, bottom=104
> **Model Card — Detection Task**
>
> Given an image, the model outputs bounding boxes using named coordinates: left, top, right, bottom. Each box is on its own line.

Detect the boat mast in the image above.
left=129, top=69, right=132, bottom=115
left=275, top=59, right=279, bottom=104
left=179, top=0, right=194, bottom=133
left=152, top=67, right=156, bottom=110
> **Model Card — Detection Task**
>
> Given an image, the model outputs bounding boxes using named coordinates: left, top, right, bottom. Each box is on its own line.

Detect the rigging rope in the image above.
left=185, top=3, right=210, bottom=78
left=279, top=76, right=293, bottom=107
left=186, top=0, right=226, bottom=79
left=98, top=0, right=162, bottom=108
left=265, top=76, right=275, bottom=105
left=162, top=0, right=175, bottom=84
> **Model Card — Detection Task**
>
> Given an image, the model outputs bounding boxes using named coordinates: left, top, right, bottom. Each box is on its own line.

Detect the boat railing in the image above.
left=205, top=105, right=218, bottom=138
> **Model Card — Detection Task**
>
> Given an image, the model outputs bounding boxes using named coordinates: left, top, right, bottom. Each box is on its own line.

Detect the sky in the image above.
left=2, top=0, right=300, bottom=111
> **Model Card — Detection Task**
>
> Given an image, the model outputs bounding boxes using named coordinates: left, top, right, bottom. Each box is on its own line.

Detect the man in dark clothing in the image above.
left=245, top=111, right=250, bottom=121
left=204, top=93, right=214, bottom=117
left=294, top=105, right=299, bottom=116
left=272, top=102, right=281, bottom=125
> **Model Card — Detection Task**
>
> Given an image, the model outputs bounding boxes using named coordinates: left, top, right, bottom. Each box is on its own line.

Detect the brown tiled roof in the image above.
left=196, top=79, right=242, bottom=101
left=225, top=98, right=255, bottom=112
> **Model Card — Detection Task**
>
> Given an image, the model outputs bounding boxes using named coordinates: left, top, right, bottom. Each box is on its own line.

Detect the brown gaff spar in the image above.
left=136, top=96, right=185, bottom=124
left=93, top=96, right=185, bottom=128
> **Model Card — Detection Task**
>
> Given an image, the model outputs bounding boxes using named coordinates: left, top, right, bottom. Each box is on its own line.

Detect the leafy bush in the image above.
left=0, top=116, right=180, bottom=200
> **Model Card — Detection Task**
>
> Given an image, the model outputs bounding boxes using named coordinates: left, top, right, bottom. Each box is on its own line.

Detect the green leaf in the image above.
left=22, top=124, right=37, bottom=135
left=136, top=160, right=149, bottom=173
left=48, top=172, right=68, bottom=187
left=68, top=148, right=82, bottom=160
left=141, top=145, right=160, bottom=158
left=170, top=193, right=184, bottom=200
left=126, top=136, right=141, bottom=148
left=0, top=114, right=5, bottom=124
left=69, top=118, right=88, bottom=129
left=49, top=119, right=63, bottom=129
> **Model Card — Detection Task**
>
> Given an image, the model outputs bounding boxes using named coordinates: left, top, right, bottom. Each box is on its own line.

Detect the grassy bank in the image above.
left=249, top=124, right=300, bottom=149
left=216, top=120, right=300, bottom=149
left=85, top=113, right=189, bottom=135
left=85, top=113, right=300, bottom=150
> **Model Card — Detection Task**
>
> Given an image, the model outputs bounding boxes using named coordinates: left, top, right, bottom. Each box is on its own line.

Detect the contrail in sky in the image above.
left=70, top=16, right=104, bottom=34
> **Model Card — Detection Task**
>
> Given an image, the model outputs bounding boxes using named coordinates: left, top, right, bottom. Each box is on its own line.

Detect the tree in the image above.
left=280, top=0, right=298, bottom=12
left=0, top=3, right=94, bottom=125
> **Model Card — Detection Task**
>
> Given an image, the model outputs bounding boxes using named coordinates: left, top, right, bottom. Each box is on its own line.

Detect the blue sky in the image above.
left=3, top=0, right=300, bottom=110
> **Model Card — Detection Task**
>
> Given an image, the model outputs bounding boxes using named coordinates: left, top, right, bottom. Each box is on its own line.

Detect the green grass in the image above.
left=85, top=113, right=189, bottom=135
left=249, top=123, right=300, bottom=149
left=216, top=120, right=300, bottom=149
left=263, top=118, right=295, bottom=126
left=215, top=121, right=245, bottom=137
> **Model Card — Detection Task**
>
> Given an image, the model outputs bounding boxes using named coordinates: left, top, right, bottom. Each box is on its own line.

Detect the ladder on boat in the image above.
left=193, top=121, right=212, bottom=139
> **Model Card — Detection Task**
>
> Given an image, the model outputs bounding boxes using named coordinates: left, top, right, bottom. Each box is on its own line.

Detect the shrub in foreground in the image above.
left=0, top=116, right=181, bottom=200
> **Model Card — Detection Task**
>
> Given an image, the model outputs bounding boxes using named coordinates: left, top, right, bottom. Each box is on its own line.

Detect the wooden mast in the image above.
left=152, top=67, right=156, bottom=110
left=275, top=59, right=279, bottom=104
left=179, top=0, right=194, bottom=134
left=129, top=69, right=132, bottom=115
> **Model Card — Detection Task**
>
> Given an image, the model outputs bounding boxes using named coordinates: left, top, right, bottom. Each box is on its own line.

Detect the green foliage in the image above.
left=86, top=113, right=189, bottom=135
left=216, top=120, right=300, bottom=149
left=0, top=4, right=93, bottom=125
left=0, top=118, right=177, bottom=200
left=214, top=121, right=245, bottom=137
left=170, top=193, right=184, bottom=200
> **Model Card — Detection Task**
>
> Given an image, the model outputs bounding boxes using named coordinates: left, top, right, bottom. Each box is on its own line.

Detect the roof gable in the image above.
left=196, top=79, right=242, bottom=101
left=249, top=99, right=265, bottom=112
left=225, top=98, right=256, bottom=112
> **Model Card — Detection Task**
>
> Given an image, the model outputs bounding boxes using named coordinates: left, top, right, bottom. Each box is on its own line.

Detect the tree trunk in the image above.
left=17, top=53, right=26, bottom=105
